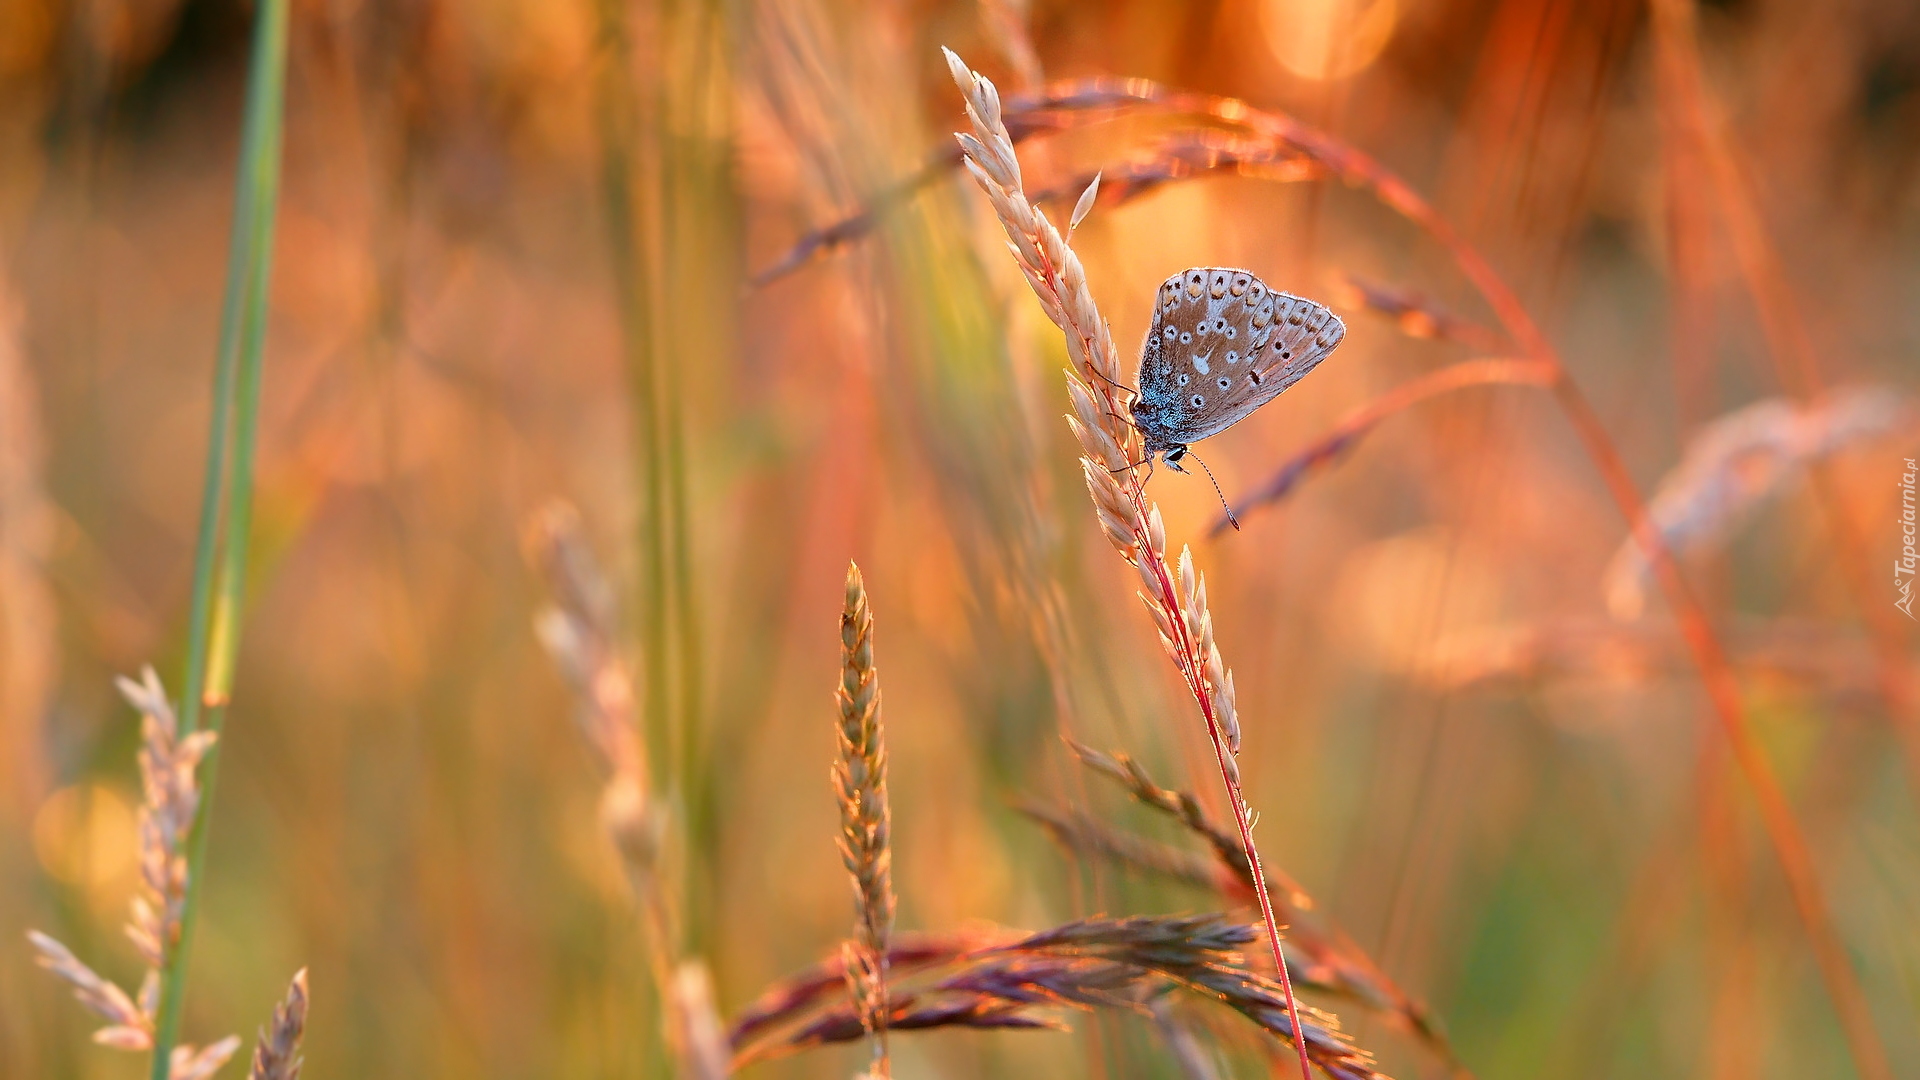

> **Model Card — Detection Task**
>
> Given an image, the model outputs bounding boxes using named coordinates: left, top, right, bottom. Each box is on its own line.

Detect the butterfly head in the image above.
left=1128, top=396, right=1185, bottom=460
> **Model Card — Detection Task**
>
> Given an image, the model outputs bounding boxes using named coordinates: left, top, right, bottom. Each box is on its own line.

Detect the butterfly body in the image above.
left=1130, top=268, right=1346, bottom=468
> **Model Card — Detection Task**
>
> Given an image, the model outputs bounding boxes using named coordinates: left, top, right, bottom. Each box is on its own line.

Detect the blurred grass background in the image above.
left=2, top=0, right=1918, bottom=1077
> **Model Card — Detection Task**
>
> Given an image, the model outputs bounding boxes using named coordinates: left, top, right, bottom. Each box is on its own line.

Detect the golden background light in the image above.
left=1259, top=0, right=1401, bottom=81
left=31, top=784, right=137, bottom=891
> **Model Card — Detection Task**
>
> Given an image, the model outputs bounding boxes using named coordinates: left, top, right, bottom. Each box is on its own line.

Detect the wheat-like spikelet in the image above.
left=942, top=46, right=1318, bottom=1075
left=832, top=562, right=895, bottom=1074
left=120, top=667, right=220, bottom=973
left=529, top=501, right=728, bottom=1076
left=527, top=505, right=647, bottom=781
left=1603, top=387, right=1912, bottom=620
left=246, top=969, right=307, bottom=1080
left=774, top=956, right=1134, bottom=1058
left=1061, top=744, right=1457, bottom=1064
left=1027, top=133, right=1324, bottom=219
left=27, top=668, right=242, bottom=1076
left=940, top=48, right=1239, bottom=779
left=24, top=930, right=150, bottom=1045
left=777, top=989, right=1067, bottom=1057
left=748, top=86, right=1321, bottom=289
left=729, top=935, right=983, bottom=1054
left=739, top=913, right=1390, bottom=1079
left=990, top=916, right=1385, bottom=1080
left=527, top=502, right=665, bottom=897
left=1064, top=742, right=1311, bottom=913
left=168, top=1038, right=243, bottom=1080
left=740, top=943, right=1158, bottom=1063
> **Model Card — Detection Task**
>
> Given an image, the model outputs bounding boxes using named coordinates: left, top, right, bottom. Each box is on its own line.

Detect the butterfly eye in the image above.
left=1163, top=327, right=1176, bottom=339
left=1176, top=373, right=1190, bottom=386
left=1224, top=326, right=1236, bottom=339
left=1179, top=332, right=1193, bottom=344
left=1225, top=351, right=1239, bottom=363
left=1217, top=377, right=1230, bottom=390
left=1190, top=394, right=1205, bottom=407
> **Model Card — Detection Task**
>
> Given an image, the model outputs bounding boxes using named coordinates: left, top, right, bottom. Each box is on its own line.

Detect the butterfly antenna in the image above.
left=1186, top=449, right=1240, bottom=532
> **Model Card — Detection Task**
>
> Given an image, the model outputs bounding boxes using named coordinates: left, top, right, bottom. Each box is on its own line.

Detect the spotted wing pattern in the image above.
left=1131, top=267, right=1346, bottom=455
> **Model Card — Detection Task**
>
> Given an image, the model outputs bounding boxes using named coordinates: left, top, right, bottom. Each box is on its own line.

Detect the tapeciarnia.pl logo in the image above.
left=1899, top=457, right=1917, bottom=619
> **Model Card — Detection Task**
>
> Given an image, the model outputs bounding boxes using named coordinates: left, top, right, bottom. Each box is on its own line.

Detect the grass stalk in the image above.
left=147, top=1, right=289, bottom=1075
left=590, top=0, right=674, bottom=799
left=943, top=51, right=1317, bottom=1080
left=658, top=0, right=732, bottom=951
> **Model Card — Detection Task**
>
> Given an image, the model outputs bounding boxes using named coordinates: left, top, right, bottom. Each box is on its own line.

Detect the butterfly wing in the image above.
left=1133, top=268, right=1346, bottom=448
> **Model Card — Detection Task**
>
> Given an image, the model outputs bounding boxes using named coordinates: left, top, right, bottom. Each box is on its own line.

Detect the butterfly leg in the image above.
left=1081, top=363, right=1139, bottom=404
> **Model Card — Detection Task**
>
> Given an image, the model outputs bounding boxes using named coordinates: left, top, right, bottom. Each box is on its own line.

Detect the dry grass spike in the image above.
left=26, top=667, right=240, bottom=1075
left=833, top=562, right=895, bottom=1076
left=1603, top=388, right=1911, bottom=620
left=247, top=968, right=308, bottom=1080
left=530, top=500, right=719, bottom=1076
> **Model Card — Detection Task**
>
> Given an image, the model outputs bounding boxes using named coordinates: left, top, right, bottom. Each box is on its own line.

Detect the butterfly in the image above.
left=1116, top=268, right=1346, bottom=529
left=1130, top=267, right=1346, bottom=472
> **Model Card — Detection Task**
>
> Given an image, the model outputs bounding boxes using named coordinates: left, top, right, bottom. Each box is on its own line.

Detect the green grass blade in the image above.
left=148, top=1, right=289, bottom=1075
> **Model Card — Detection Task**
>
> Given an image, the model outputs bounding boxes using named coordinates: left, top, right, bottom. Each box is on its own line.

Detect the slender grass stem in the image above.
left=176, top=299, right=238, bottom=739
left=592, top=0, right=671, bottom=786
left=657, top=0, right=730, bottom=951
left=590, top=0, right=678, bottom=1072
left=147, top=2, right=288, bottom=1076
